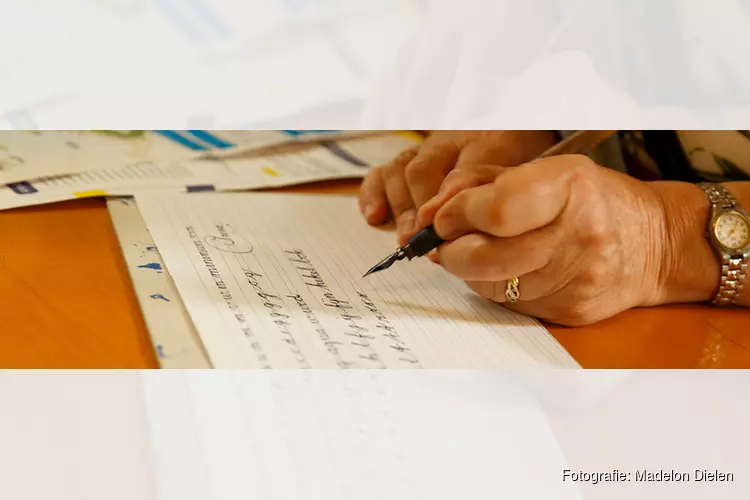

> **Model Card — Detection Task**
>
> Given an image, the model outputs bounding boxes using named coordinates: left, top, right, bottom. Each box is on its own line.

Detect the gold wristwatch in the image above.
left=698, top=183, right=750, bottom=306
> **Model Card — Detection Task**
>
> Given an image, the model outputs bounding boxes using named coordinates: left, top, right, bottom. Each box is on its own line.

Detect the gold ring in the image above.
left=505, top=277, right=520, bottom=303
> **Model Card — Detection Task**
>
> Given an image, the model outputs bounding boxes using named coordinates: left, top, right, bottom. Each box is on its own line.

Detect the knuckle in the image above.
left=527, top=246, right=554, bottom=274
left=561, top=155, right=599, bottom=185
left=443, top=168, right=465, bottom=182
left=527, top=178, right=554, bottom=200
left=391, top=200, right=413, bottom=215
left=581, top=212, right=610, bottom=249
left=396, top=209, right=416, bottom=226
left=442, top=169, right=478, bottom=192
left=382, top=160, right=400, bottom=177
left=566, top=154, right=597, bottom=174
left=486, top=201, right=509, bottom=230
left=462, top=237, right=512, bottom=281
left=383, top=148, right=417, bottom=175
left=403, top=157, right=434, bottom=183
left=459, top=162, right=488, bottom=172
left=464, top=237, right=491, bottom=276
left=575, top=266, right=604, bottom=289
left=395, top=146, right=420, bottom=165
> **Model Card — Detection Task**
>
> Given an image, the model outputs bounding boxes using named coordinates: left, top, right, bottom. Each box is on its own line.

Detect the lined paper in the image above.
left=134, top=192, right=579, bottom=368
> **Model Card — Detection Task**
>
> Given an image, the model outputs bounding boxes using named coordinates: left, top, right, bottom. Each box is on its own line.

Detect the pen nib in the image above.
left=362, top=249, right=405, bottom=278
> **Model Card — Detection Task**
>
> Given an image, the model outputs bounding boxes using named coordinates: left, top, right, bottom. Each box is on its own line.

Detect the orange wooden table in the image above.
left=1, top=180, right=749, bottom=368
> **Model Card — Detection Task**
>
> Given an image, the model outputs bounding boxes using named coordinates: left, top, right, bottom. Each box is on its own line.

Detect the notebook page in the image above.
left=134, top=192, right=580, bottom=368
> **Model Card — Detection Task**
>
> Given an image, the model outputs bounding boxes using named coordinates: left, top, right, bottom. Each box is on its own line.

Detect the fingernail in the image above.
left=434, top=213, right=455, bottom=237
left=421, top=191, right=448, bottom=218
left=425, top=191, right=444, bottom=206
left=398, top=210, right=417, bottom=233
left=363, top=204, right=376, bottom=220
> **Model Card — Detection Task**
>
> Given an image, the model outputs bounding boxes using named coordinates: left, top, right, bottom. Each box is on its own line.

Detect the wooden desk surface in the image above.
left=1, top=180, right=749, bottom=369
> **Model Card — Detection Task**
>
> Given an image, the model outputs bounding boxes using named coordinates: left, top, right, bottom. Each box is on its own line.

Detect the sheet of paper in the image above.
left=0, top=130, right=375, bottom=186
left=0, top=133, right=417, bottom=211
left=141, top=371, right=581, bottom=500
left=107, top=197, right=211, bottom=369
left=134, top=191, right=580, bottom=369
left=0, top=130, right=205, bottom=185
left=207, top=130, right=360, bottom=155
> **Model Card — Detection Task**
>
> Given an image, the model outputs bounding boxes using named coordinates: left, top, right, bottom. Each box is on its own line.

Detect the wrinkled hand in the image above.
left=358, top=130, right=557, bottom=245
left=419, top=155, right=667, bottom=326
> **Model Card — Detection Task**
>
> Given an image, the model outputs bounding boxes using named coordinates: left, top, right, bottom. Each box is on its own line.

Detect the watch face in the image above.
left=714, top=211, right=750, bottom=250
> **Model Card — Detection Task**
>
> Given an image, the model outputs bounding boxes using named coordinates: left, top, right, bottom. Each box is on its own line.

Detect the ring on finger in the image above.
left=505, top=276, right=520, bottom=303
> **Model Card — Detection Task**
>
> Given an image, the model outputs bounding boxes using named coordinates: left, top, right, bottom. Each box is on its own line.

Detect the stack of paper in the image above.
left=0, top=130, right=419, bottom=210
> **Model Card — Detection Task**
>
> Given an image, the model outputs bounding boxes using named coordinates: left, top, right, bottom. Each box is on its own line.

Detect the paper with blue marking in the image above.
left=0, top=132, right=417, bottom=211
left=133, top=191, right=580, bottom=369
left=108, top=197, right=211, bottom=369
left=0, top=130, right=366, bottom=186
left=0, top=130, right=206, bottom=186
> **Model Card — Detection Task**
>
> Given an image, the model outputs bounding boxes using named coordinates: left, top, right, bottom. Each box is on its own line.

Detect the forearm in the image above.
left=650, top=181, right=750, bottom=307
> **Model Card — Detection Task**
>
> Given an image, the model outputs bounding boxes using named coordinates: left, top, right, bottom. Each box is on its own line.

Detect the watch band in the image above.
left=701, top=182, right=737, bottom=209
left=698, top=183, right=748, bottom=306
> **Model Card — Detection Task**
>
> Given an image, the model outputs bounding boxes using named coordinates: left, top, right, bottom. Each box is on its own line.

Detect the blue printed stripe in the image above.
left=154, top=130, right=208, bottom=150
left=186, top=130, right=234, bottom=149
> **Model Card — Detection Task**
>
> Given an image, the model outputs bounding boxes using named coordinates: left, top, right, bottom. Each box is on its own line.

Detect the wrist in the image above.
left=645, top=181, right=721, bottom=306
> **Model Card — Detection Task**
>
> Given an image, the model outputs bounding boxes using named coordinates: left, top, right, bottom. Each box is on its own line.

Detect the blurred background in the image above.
left=3, top=0, right=750, bottom=129
left=0, top=0, right=422, bottom=129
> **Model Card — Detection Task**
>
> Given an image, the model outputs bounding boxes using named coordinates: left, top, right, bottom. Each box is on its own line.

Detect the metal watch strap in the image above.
left=698, top=183, right=748, bottom=306
left=700, top=182, right=737, bottom=209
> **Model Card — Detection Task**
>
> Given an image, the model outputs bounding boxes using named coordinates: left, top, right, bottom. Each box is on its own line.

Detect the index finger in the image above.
left=416, top=164, right=506, bottom=228
left=433, top=155, right=586, bottom=240
left=402, top=138, right=460, bottom=208
left=358, top=166, right=389, bottom=225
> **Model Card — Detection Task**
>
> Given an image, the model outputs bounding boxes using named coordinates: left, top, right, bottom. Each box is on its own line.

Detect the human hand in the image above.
left=358, top=130, right=558, bottom=245
left=422, top=155, right=668, bottom=326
